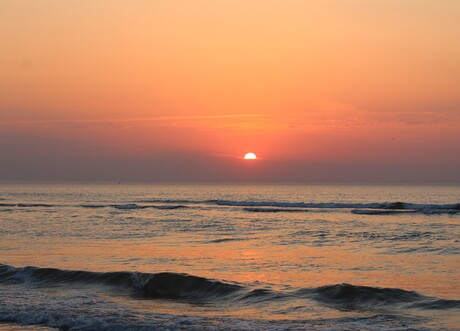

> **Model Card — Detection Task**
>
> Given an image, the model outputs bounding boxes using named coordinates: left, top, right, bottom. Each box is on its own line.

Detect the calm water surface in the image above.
left=0, top=184, right=459, bottom=330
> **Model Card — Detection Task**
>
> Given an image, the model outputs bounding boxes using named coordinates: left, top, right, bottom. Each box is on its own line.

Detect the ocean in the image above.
left=0, top=183, right=459, bottom=330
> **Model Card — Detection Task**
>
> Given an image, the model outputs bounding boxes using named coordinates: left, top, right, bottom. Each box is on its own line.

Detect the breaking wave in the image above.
left=1, top=264, right=458, bottom=311
left=0, top=264, right=242, bottom=301
left=298, top=283, right=460, bottom=310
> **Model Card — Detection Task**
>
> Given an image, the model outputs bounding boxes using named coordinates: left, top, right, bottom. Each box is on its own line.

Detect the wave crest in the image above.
left=299, top=283, right=460, bottom=310
left=143, top=272, right=242, bottom=299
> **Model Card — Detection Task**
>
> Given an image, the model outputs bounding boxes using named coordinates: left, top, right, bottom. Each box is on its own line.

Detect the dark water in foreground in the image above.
left=0, top=184, right=459, bottom=330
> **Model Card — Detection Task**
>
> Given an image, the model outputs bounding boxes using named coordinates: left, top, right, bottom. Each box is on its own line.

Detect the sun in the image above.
left=244, top=152, right=257, bottom=160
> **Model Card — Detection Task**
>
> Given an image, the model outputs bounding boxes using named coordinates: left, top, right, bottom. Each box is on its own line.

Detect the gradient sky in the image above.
left=1, top=0, right=459, bottom=182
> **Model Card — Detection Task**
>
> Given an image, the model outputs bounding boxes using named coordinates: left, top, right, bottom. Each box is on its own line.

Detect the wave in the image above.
left=351, top=209, right=418, bottom=215
left=0, top=203, right=55, bottom=208
left=1, top=264, right=458, bottom=311
left=143, top=272, right=242, bottom=299
left=298, top=283, right=460, bottom=310
left=218, top=200, right=460, bottom=215
left=0, top=203, right=188, bottom=210
left=218, top=199, right=398, bottom=209
left=3, top=199, right=458, bottom=215
left=137, top=199, right=219, bottom=204
left=80, top=203, right=188, bottom=210
left=208, top=238, right=246, bottom=243
left=111, top=204, right=148, bottom=210
left=156, top=205, right=188, bottom=210
left=80, top=204, right=106, bottom=208
left=0, top=203, right=16, bottom=207
left=243, top=207, right=307, bottom=213
left=0, top=264, right=241, bottom=301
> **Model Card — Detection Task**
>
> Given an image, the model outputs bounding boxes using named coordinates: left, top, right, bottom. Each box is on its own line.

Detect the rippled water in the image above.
left=0, top=183, right=459, bottom=330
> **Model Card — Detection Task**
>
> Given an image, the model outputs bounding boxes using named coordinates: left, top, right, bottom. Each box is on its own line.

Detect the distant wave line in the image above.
left=1, top=200, right=459, bottom=214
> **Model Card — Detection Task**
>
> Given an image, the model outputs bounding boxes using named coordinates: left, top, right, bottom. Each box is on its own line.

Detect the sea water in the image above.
left=0, top=183, right=459, bottom=330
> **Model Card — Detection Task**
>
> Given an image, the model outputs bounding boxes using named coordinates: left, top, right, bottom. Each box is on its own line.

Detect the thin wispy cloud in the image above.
left=0, top=114, right=264, bottom=125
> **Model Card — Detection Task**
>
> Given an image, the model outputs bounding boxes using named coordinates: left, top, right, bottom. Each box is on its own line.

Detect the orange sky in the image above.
left=0, top=0, right=459, bottom=182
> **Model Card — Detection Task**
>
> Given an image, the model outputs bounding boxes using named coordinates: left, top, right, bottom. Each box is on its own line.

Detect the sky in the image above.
left=0, top=0, right=459, bottom=183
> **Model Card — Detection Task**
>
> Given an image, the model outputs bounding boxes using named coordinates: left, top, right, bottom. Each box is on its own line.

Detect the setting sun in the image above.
left=244, top=152, right=257, bottom=160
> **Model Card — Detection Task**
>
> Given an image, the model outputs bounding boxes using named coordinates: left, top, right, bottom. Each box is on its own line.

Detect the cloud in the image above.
left=370, top=109, right=460, bottom=126
left=0, top=114, right=264, bottom=125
